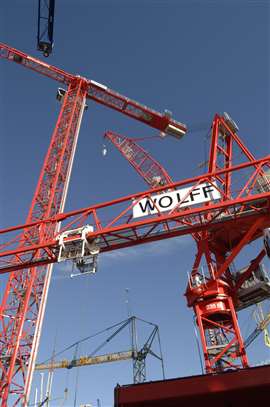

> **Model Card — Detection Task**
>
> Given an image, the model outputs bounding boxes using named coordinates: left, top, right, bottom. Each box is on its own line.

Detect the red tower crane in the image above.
left=1, top=114, right=269, bottom=380
left=0, top=42, right=187, bottom=406
left=0, top=118, right=269, bottom=392
left=105, top=128, right=270, bottom=372
left=1, top=44, right=270, bottom=404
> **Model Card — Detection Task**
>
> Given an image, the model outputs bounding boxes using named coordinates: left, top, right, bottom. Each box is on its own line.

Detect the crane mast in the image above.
left=0, top=42, right=187, bottom=406
left=185, top=114, right=270, bottom=372
left=0, top=78, right=87, bottom=406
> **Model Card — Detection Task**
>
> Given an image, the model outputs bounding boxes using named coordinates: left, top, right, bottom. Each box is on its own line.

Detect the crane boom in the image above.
left=35, top=351, right=133, bottom=370
left=104, top=131, right=173, bottom=188
left=0, top=43, right=187, bottom=138
left=245, top=312, right=270, bottom=348
left=0, top=154, right=269, bottom=275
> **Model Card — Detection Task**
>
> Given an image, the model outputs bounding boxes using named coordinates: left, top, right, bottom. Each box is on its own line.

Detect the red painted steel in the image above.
left=0, top=42, right=187, bottom=405
left=0, top=40, right=270, bottom=403
left=104, top=132, right=202, bottom=241
left=0, top=154, right=269, bottom=274
left=114, top=364, right=270, bottom=406
left=0, top=115, right=269, bottom=401
left=185, top=115, right=270, bottom=373
left=104, top=131, right=173, bottom=187
left=0, top=79, right=87, bottom=405
left=0, top=43, right=187, bottom=136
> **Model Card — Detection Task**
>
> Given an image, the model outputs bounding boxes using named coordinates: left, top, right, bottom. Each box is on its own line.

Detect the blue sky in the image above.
left=1, top=1, right=270, bottom=406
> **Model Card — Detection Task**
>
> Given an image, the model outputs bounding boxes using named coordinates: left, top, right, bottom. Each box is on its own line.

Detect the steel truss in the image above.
left=104, top=131, right=173, bottom=187
left=185, top=115, right=270, bottom=372
left=0, top=42, right=186, bottom=406
left=0, top=78, right=87, bottom=405
left=0, top=154, right=269, bottom=274
left=1, top=117, right=269, bottom=378
left=0, top=41, right=270, bottom=404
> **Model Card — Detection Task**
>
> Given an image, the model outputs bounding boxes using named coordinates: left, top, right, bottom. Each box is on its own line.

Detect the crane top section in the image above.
left=0, top=42, right=187, bottom=138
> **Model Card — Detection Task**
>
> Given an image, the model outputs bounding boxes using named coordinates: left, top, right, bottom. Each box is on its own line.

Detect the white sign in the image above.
left=132, top=182, right=220, bottom=219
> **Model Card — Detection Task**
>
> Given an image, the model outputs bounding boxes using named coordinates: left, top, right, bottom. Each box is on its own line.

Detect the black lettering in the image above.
left=158, top=195, right=173, bottom=208
left=203, top=185, right=214, bottom=198
left=138, top=198, right=157, bottom=213
left=189, top=187, right=201, bottom=202
left=176, top=191, right=189, bottom=204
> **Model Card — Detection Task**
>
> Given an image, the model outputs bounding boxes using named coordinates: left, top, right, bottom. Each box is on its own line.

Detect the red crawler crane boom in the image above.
left=0, top=43, right=187, bottom=406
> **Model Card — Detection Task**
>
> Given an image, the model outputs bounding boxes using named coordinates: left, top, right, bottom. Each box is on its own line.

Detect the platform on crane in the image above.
left=235, top=264, right=270, bottom=310
left=114, top=364, right=270, bottom=406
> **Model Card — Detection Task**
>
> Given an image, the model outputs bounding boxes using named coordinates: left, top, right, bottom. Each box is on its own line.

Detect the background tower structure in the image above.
left=0, top=43, right=186, bottom=406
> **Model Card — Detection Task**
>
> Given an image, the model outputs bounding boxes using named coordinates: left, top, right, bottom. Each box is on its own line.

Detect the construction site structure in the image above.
left=36, top=351, right=134, bottom=371
left=1, top=42, right=270, bottom=405
left=1, top=114, right=269, bottom=381
left=34, top=316, right=164, bottom=386
left=105, top=131, right=270, bottom=352
left=0, top=42, right=186, bottom=406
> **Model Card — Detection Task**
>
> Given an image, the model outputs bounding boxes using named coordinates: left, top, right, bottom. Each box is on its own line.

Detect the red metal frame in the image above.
left=0, top=42, right=187, bottom=406
left=114, top=364, right=270, bottom=406
left=0, top=156, right=269, bottom=273
left=185, top=115, right=270, bottom=372
left=0, top=78, right=87, bottom=405
left=0, top=43, right=187, bottom=136
left=0, top=40, right=270, bottom=404
left=104, top=131, right=173, bottom=187
left=104, top=126, right=269, bottom=373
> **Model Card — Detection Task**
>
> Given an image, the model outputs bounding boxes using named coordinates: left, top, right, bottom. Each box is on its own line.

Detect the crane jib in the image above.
left=0, top=42, right=187, bottom=136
